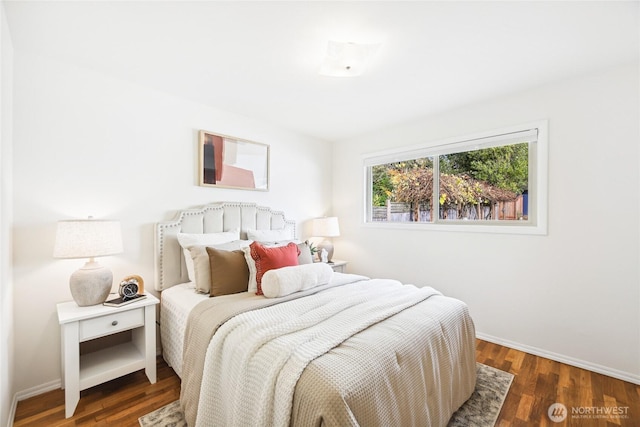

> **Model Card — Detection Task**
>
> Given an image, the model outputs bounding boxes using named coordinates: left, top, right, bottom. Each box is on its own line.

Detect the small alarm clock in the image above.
left=119, top=275, right=144, bottom=299
left=118, top=281, right=138, bottom=299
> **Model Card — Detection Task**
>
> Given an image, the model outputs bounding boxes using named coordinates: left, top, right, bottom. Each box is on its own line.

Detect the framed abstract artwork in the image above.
left=198, top=130, right=270, bottom=191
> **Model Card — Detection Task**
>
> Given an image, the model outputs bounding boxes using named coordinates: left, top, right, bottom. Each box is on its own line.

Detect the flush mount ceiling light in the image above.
left=319, top=41, right=380, bottom=77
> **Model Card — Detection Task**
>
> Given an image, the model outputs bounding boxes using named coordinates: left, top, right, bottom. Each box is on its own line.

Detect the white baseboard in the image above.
left=7, top=394, right=17, bottom=427
left=477, top=332, right=640, bottom=385
left=14, top=378, right=61, bottom=402
left=9, top=379, right=61, bottom=427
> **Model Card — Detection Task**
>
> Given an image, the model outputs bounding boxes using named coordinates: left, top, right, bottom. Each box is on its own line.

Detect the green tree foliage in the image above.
left=372, top=165, right=392, bottom=206
left=440, top=143, right=528, bottom=194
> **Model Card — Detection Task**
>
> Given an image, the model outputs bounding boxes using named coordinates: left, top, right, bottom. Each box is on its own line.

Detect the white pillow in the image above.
left=242, top=246, right=258, bottom=293
left=261, top=263, right=333, bottom=298
left=246, top=228, right=292, bottom=242
left=177, top=230, right=240, bottom=284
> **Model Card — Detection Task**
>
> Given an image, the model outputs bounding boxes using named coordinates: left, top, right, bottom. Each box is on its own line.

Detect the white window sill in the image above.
left=362, top=220, right=547, bottom=235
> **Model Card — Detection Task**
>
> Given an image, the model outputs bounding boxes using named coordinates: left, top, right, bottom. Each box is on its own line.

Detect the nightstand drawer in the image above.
left=79, top=309, right=144, bottom=341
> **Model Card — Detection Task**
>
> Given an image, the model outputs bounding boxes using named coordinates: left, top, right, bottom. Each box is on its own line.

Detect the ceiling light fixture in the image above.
left=319, top=41, right=380, bottom=77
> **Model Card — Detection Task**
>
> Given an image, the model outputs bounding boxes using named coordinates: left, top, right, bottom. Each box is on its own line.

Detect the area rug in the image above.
left=139, top=363, right=513, bottom=427
left=448, top=363, right=514, bottom=426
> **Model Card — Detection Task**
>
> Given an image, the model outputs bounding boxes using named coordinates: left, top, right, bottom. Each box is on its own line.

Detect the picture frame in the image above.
left=198, top=130, right=270, bottom=191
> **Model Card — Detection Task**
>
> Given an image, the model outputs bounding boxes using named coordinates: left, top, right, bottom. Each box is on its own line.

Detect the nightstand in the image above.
left=329, top=260, right=348, bottom=273
left=56, top=293, right=159, bottom=418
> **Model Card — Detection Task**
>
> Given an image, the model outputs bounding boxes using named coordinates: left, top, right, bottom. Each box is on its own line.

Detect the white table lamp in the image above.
left=54, top=218, right=123, bottom=306
left=312, top=217, right=340, bottom=263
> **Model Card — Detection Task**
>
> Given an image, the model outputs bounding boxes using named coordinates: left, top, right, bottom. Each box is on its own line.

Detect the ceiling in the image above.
left=4, top=1, right=639, bottom=142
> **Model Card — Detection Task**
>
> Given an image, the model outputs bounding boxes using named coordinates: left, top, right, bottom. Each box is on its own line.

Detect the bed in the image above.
left=155, top=201, right=476, bottom=426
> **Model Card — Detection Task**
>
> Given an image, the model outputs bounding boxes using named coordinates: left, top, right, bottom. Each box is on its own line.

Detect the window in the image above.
left=364, top=121, right=548, bottom=234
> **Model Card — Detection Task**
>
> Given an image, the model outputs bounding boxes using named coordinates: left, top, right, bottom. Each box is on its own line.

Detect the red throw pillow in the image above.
left=250, top=241, right=300, bottom=295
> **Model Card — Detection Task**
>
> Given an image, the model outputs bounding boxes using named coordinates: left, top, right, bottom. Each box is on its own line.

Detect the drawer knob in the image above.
left=111, top=320, right=118, bottom=326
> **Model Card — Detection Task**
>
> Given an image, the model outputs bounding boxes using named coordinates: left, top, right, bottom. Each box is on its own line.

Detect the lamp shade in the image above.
left=53, top=219, right=123, bottom=259
left=312, top=217, right=340, bottom=237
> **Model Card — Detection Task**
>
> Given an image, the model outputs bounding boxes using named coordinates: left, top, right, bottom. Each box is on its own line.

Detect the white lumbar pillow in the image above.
left=261, top=263, right=334, bottom=298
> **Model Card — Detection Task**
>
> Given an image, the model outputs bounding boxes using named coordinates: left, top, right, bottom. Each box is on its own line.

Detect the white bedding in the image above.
left=197, top=279, right=442, bottom=426
left=180, top=275, right=477, bottom=426
left=160, top=283, right=207, bottom=378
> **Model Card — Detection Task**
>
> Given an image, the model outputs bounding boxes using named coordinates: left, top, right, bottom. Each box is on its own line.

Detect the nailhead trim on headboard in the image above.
left=154, top=202, right=296, bottom=291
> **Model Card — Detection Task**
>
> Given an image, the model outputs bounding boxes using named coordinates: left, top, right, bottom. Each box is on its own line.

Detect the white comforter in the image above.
left=196, top=279, right=451, bottom=426
left=181, top=274, right=477, bottom=427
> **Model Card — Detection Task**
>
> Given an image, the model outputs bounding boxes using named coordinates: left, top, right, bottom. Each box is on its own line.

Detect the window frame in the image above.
left=363, top=120, right=548, bottom=235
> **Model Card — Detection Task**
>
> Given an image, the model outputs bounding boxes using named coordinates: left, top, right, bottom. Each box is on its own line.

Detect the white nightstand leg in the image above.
left=60, top=330, right=65, bottom=389
left=145, top=305, right=157, bottom=383
left=132, top=304, right=157, bottom=384
left=62, top=322, right=80, bottom=418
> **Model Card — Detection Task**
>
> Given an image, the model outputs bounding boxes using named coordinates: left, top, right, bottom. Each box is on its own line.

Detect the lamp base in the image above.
left=69, top=261, right=113, bottom=306
left=317, top=239, right=334, bottom=263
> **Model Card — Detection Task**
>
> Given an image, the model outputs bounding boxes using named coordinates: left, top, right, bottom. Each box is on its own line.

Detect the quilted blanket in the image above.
left=181, top=274, right=476, bottom=427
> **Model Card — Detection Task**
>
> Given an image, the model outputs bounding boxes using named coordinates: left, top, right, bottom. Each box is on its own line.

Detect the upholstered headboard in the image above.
left=154, top=201, right=296, bottom=291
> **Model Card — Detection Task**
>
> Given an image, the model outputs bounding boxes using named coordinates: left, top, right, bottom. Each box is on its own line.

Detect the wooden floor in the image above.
left=13, top=358, right=180, bottom=427
left=14, top=339, right=640, bottom=426
left=475, top=340, right=640, bottom=427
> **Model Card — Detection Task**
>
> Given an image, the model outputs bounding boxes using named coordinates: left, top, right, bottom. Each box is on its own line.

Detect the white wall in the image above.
left=333, top=63, right=640, bottom=383
left=11, top=51, right=332, bottom=394
left=0, top=1, right=14, bottom=424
